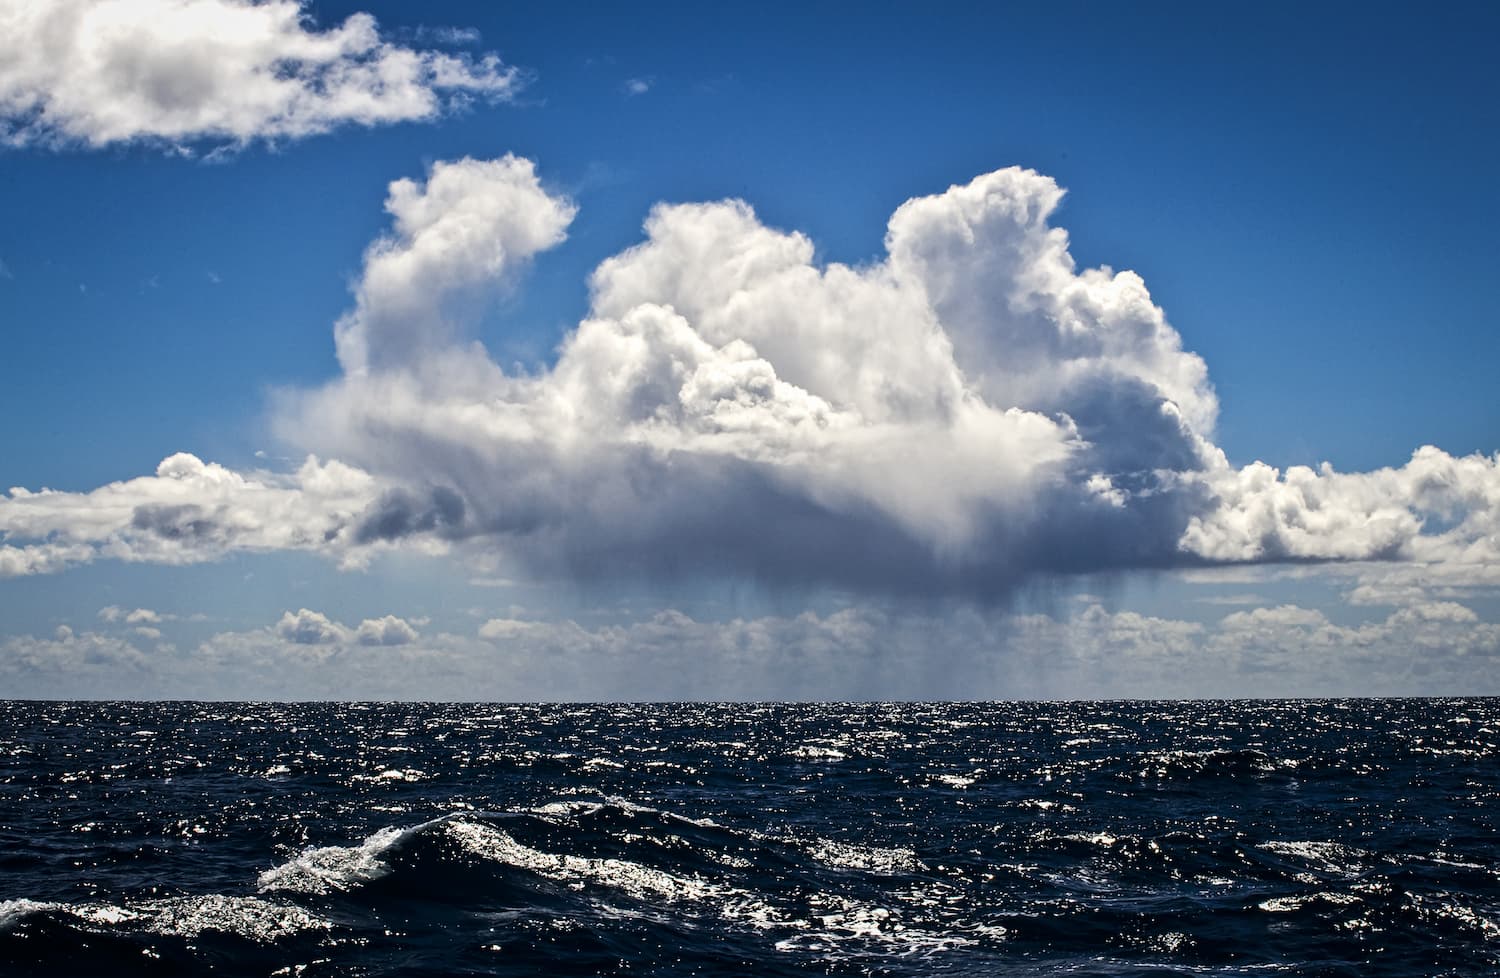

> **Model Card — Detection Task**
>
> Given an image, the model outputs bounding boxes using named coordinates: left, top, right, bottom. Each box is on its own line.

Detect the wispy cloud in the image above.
left=1194, top=593, right=1270, bottom=606
left=401, top=25, right=483, bottom=47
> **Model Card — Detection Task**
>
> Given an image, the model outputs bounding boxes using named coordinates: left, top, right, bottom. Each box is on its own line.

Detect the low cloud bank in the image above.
left=3, top=600, right=1494, bottom=700
left=1, top=453, right=383, bottom=576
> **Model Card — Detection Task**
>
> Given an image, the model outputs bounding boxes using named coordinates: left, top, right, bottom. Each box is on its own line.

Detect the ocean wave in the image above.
left=2, top=699, right=1497, bottom=976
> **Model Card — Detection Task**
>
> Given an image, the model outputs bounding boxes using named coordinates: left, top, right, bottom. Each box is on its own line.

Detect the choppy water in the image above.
left=0, top=700, right=1496, bottom=976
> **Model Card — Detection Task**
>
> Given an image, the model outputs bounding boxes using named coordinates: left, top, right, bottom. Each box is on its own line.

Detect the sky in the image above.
left=1, top=0, right=1497, bottom=700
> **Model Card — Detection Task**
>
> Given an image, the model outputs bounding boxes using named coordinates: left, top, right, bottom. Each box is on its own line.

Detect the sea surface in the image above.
left=0, top=700, right=1496, bottom=977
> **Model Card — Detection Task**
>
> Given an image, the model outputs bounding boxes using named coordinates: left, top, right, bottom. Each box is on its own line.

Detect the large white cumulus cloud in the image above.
left=0, top=0, right=522, bottom=150
left=276, top=158, right=1237, bottom=591
left=3, top=155, right=1498, bottom=596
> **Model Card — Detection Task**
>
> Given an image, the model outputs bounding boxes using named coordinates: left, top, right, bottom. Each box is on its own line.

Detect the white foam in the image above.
left=351, top=768, right=426, bottom=783
left=257, top=820, right=439, bottom=895
left=529, top=797, right=726, bottom=830
left=0, top=898, right=59, bottom=931
left=1404, top=892, right=1500, bottom=940
left=774, top=893, right=982, bottom=958
left=0, top=895, right=327, bottom=942
left=805, top=839, right=925, bottom=874
left=1258, top=840, right=1371, bottom=876
left=1258, top=891, right=1360, bottom=912
left=787, top=745, right=847, bottom=761
left=446, top=819, right=728, bottom=905
left=583, top=757, right=625, bottom=769
left=137, top=895, right=329, bottom=940
left=933, top=773, right=976, bottom=788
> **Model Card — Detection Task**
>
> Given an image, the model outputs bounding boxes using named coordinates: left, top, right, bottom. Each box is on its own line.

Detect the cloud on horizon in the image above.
left=1, top=156, right=1498, bottom=601
left=3, top=598, right=1495, bottom=700
left=0, top=0, right=523, bottom=151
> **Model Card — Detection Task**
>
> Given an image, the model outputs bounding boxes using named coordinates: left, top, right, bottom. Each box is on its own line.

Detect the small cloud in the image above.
left=206, top=270, right=221, bottom=285
left=623, top=77, right=652, bottom=96
left=272, top=608, right=419, bottom=647
left=100, top=605, right=171, bottom=624
left=479, top=617, right=539, bottom=640
left=1196, top=593, right=1270, bottom=606
left=0, top=258, right=12, bottom=280
left=276, top=608, right=345, bottom=645
left=356, top=615, right=419, bottom=646
left=1176, top=567, right=1277, bottom=585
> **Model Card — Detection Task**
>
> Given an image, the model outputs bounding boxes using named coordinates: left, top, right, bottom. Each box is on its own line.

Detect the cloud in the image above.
left=175, top=599, right=1498, bottom=698
left=0, top=625, right=158, bottom=698
left=623, top=77, right=652, bottom=96
left=333, top=155, right=576, bottom=373
left=0, top=541, right=97, bottom=576
left=4, top=157, right=1498, bottom=603
left=274, top=607, right=419, bottom=647
left=276, top=608, right=345, bottom=645
left=355, top=614, right=419, bottom=646
left=1342, top=560, right=1500, bottom=608
left=0, top=0, right=524, bottom=151
left=0, top=451, right=387, bottom=576
left=278, top=161, right=1237, bottom=595
left=5, top=597, right=1494, bottom=700
left=1194, top=593, right=1269, bottom=606
left=1218, top=604, right=1330, bottom=631
left=1008, top=600, right=1500, bottom=697
left=1182, top=446, right=1500, bottom=571
left=402, top=25, right=483, bottom=47
left=99, top=605, right=166, bottom=624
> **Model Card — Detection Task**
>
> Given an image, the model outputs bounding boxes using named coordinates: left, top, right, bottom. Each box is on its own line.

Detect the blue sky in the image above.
left=1, top=1, right=1497, bottom=699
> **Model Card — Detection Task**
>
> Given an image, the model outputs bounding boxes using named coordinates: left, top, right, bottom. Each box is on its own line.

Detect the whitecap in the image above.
left=804, top=839, right=925, bottom=874
left=257, top=820, right=442, bottom=895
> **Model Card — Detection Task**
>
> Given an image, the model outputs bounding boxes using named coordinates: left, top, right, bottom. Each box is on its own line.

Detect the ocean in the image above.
left=0, top=699, right=1495, bottom=976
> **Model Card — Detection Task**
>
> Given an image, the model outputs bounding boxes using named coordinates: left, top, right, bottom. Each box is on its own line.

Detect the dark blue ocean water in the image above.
left=0, top=700, right=1496, bottom=977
